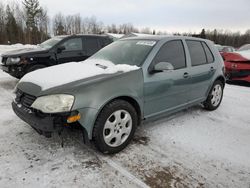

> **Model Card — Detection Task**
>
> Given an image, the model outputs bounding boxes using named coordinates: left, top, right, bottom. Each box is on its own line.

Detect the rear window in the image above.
left=84, top=37, right=100, bottom=56
left=187, top=40, right=214, bottom=66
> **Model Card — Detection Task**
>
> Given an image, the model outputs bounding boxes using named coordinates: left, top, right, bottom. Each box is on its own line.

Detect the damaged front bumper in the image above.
left=12, top=101, right=71, bottom=138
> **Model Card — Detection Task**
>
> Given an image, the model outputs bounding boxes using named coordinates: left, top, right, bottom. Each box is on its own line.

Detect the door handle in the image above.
left=183, top=72, right=189, bottom=79
left=210, top=67, right=215, bottom=72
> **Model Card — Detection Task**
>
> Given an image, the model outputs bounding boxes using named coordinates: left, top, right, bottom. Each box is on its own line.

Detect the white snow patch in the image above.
left=237, top=50, right=250, bottom=60
left=19, top=59, right=139, bottom=90
left=106, top=33, right=124, bottom=39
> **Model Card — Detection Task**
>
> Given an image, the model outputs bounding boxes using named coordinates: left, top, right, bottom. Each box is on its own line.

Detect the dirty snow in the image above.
left=237, top=50, right=250, bottom=60
left=0, top=45, right=250, bottom=187
left=20, top=59, right=139, bottom=90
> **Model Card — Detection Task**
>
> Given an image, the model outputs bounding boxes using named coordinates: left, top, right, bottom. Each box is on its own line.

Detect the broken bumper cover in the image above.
left=12, top=101, right=69, bottom=138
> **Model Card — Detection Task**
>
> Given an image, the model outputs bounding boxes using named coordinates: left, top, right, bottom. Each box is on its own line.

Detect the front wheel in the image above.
left=203, top=80, right=224, bottom=111
left=93, top=100, right=138, bottom=154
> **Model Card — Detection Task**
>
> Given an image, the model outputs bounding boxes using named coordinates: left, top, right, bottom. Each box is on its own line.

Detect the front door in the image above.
left=144, top=40, right=192, bottom=118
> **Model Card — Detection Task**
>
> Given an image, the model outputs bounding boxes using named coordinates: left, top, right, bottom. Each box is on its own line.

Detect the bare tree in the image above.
left=53, top=13, right=65, bottom=35
left=140, top=27, right=152, bottom=34
left=0, top=2, right=6, bottom=43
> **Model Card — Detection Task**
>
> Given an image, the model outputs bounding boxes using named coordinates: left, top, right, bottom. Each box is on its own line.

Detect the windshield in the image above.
left=90, top=40, right=156, bottom=66
left=238, top=44, right=250, bottom=51
left=39, top=37, right=64, bottom=49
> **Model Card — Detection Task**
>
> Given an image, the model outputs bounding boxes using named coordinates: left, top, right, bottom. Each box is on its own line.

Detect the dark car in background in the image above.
left=0, top=35, right=113, bottom=78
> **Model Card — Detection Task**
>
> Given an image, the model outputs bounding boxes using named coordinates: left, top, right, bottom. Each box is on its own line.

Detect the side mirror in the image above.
left=57, top=46, right=66, bottom=53
left=150, top=62, right=174, bottom=74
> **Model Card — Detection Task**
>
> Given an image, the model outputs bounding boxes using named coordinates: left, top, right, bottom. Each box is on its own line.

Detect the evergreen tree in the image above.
left=5, top=5, right=19, bottom=44
left=200, top=28, right=206, bottom=39
left=56, top=22, right=65, bottom=35
left=22, top=0, right=42, bottom=43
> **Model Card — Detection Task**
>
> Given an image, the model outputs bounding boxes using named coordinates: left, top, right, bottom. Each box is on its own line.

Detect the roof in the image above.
left=54, top=34, right=109, bottom=38
left=121, top=35, right=211, bottom=42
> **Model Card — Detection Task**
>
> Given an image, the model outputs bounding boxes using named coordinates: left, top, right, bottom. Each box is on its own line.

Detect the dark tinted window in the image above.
left=202, top=42, right=214, bottom=63
left=61, top=38, right=83, bottom=51
left=186, top=40, right=207, bottom=66
left=153, top=40, right=186, bottom=70
left=85, top=37, right=100, bottom=55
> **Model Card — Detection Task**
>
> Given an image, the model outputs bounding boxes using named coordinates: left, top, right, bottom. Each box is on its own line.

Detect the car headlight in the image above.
left=6, top=57, right=21, bottom=65
left=31, top=94, right=74, bottom=113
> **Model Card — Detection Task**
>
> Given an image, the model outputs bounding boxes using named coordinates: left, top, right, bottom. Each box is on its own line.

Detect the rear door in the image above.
left=56, top=37, right=86, bottom=64
left=144, top=40, right=191, bottom=117
left=185, top=40, right=216, bottom=102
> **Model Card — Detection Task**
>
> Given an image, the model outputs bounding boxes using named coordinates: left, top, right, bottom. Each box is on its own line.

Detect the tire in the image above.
left=203, top=80, right=224, bottom=111
left=93, top=100, right=138, bottom=154
left=26, top=64, right=46, bottom=73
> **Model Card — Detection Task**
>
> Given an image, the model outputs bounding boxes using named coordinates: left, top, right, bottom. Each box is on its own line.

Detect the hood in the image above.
left=2, top=47, right=48, bottom=57
left=224, top=50, right=250, bottom=62
left=18, top=59, right=140, bottom=95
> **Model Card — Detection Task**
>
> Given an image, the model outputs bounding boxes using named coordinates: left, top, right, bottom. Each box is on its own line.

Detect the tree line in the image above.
left=0, top=0, right=250, bottom=47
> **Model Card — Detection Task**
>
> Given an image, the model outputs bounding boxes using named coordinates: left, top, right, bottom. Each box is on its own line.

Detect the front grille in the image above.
left=16, top=89, right=36, bottom=108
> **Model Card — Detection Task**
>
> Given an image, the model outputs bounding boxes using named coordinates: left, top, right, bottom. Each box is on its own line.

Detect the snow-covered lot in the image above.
left=1, top=60, right=250, bottom=187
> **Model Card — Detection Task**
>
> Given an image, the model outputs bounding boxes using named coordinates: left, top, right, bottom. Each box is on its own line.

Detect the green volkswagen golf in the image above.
left=12, top=36, right=225, bottom=154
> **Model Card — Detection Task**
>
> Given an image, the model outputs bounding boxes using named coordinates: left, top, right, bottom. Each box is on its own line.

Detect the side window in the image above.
left=202, top=42, right=214, bottom=63
left=85, top=37, right=100, bottom=56
left=153, top=40, right=186, bottom=70
left=186, top=40, right=207, bottom=66
left=61, top=38, right=83, bottom=51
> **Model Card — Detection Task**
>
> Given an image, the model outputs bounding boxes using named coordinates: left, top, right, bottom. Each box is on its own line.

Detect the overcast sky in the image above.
left=3, top=0, right=250, bottom=33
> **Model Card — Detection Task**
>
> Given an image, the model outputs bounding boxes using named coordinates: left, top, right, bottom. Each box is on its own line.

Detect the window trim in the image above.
left=149, top=39, right=187, bottom=71
left=201, top=42, right=215, bottom=64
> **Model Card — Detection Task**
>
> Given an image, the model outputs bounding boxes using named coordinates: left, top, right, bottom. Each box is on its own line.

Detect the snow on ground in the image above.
left=1, top=71, right=250, bottom=188
left=1, top=45, right=250, bottom=187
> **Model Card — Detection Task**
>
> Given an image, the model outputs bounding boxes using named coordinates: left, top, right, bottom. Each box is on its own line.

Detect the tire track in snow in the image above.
left=73, top=138, right=150, bottom=188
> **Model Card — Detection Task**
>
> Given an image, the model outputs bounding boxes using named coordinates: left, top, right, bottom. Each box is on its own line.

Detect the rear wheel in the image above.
left=203, top=80, right=224, bottom=111
left=93, top=100, right=137, bottom=154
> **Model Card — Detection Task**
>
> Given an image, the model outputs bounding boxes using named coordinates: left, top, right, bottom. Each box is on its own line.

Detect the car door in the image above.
left=185, top=40, right=216, bottom=102
left=143, top=40, right=192, bottom=118
left=56, top=37, right=86, bottom=64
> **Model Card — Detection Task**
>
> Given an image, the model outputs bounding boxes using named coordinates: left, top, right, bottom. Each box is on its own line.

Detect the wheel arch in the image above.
left=215, top=75, right=226, bottom=88
left=93, top=96, right=143, bottom=135
left=205, top=75, right=226, bottom=98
